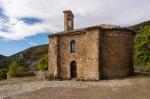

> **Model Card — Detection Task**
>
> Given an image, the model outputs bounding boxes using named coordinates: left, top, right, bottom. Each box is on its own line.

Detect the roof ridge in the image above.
left=49, top=24, right=135, bottom=37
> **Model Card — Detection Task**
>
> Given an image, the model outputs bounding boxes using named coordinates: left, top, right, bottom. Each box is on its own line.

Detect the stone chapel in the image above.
left=48, top=10, right=136, bottom=80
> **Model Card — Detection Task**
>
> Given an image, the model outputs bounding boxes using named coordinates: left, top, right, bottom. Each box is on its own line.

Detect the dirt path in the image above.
left=0, top=73, right=150, bottom=99
left=0, top=77, right=37, bottom=86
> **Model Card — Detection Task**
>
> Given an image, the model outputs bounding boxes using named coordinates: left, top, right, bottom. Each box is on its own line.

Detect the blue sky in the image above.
left=0, top=33, right=48, bottom=56
left=0, top=7, right=49, bottom=56
left=0, top=0, right=150, bottom=56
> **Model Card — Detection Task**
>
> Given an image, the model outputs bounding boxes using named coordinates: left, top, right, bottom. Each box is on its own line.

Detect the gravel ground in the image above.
left=0, top=80, right=132, bottom=99
left=0, top=73, right=150, bottom=99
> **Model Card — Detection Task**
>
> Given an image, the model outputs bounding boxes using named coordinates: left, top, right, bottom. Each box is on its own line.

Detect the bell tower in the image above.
left=63, top=10, right=74, bottom=31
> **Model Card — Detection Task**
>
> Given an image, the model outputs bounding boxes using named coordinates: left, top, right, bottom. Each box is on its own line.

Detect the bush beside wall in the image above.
left=0, top=69, right=7, bottom=80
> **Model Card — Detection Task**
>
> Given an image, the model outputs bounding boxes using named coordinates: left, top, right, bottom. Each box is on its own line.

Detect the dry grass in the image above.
left=0, top=76, right=38, bottom=86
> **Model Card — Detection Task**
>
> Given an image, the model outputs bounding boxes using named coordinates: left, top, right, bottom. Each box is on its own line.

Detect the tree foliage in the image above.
left=7, top=61, right=23, bottom=77
left=0, top=69, right=7, bottom=80
left=16, top=56, right=29, bottom=71
left=37, top=54, right=48, bottom=71
left=135, top=26, right=150, bottom=65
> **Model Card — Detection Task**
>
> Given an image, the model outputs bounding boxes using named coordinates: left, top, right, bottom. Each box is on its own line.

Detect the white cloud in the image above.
left=0, top=17, right=52, bottom=40
left=0, top=0, right=150, bottom=40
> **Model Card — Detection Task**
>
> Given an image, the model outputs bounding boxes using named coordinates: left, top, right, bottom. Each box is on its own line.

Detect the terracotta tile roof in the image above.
left=49, top=24, right=136, bottom=37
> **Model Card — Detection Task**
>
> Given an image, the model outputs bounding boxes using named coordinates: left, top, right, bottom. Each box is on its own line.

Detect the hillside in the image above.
left=0, top=44, right=48, bottom=69
left=0, top=55, right=6, bottom=60
left=129, top=20, right=150, bottom=31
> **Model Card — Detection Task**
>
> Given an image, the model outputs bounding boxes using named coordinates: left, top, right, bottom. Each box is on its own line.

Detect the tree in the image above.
left=0, top=69, right=7, bottom=80
left=135, top=26, right=150, bottom=66
left=7, top=61, right=23, bottom=77
left=37, top=54, right=48, bottom=71
left=16, top=54, right=30, bottom=71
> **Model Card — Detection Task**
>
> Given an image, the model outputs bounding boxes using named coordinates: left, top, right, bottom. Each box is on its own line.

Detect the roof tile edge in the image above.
left=48, top=24, right=136, bottom=37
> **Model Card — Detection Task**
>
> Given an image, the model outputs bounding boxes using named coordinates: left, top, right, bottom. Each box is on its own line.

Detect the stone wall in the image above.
left=58, top=29, right=100, bottom=80
left=83, top=29, right=100, bottom=80
left=48, top=28, right=135, bottom=80
left=59, top=33, right=86, bottom=79
left=34, top=71, right=46, bottom=80
left=48, top=37, right=58, bottom=78
left=49, top=29, right=100, bottom=80
left=101, top=30, right=135, bottom=79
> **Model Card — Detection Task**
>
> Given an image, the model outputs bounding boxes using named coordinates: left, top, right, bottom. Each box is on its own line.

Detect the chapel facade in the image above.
left=48, top=10, right=136, bottom=80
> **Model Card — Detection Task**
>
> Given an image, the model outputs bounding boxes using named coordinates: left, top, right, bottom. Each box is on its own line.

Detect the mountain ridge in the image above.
left=0, top=55, right=6, bottom=60
left=129, top=20, right=150, bottom=31
left=0, top=44, right=48, bottom=69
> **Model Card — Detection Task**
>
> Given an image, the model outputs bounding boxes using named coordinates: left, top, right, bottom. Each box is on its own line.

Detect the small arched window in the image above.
left=70, top=40, right=76, bottom=53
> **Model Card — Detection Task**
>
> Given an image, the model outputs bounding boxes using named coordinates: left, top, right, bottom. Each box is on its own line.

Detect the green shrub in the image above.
left=37, top=54, right=48, bottom=71
left=0, top=69, right=7, bottom=80
left=7, top=61, right=23, bottom=78
left=135, top=26, right=150, bottom=66
left=16, top=57, right=29, bottom=71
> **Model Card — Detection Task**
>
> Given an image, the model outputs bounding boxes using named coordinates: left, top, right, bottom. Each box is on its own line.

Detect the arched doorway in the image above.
left=70, top=61, right=77, bottom=78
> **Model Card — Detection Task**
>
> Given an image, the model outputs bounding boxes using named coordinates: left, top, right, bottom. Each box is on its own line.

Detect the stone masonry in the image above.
left=48, top=10, right=136, bottom=81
